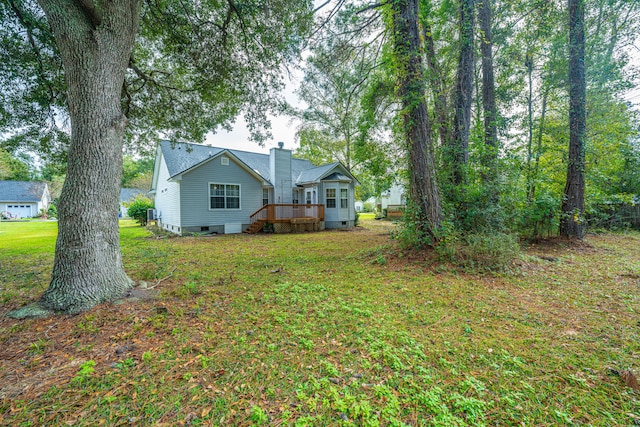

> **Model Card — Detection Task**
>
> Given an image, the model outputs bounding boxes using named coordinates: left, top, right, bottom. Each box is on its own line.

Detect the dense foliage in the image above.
left=299, top=0, right=640, bottom=245
left=0, top=1, right=314, bottom=152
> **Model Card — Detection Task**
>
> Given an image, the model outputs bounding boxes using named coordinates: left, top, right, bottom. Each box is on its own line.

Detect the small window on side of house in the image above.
left=340, top=188, right=348, bottom=209
left=326, top=188, right=336, bottom=208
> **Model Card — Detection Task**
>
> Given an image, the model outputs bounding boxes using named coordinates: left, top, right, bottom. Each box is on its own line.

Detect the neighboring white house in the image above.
left=380, top=183, right=406, bottom=211
left=0, top=181, right=50, bottom=219
left=150, top=140, right=359, bottom=235
left=119, top=188, right=147, bottom=218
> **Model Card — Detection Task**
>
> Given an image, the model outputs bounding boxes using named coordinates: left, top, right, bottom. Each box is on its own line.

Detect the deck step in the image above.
left=245, top=221, right=264, bottom=234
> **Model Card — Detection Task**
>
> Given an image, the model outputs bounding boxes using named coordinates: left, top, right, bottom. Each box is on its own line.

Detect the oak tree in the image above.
left=3, top=0, right=313, bottom=317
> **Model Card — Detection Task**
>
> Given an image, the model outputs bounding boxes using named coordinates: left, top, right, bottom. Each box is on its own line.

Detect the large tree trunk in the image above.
left=560, top=0, right=586, bottom=238
left=423, top=21, right=450, bottom=149
left=450, top=0, right=475, bottom=186
left=9, top=0, right=141, bottom=318
left=478, top=0, right=498, bottom=182
left=391, top=0, right=442, bottom=244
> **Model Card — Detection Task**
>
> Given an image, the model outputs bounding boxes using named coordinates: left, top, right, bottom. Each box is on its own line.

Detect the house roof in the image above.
left=158, top=140, right=353, bottom=186
left=120, top=188, right=146, bottom=203
left=295, top=163, right=340, bottom=184
left=0, top=181, right=47, bottom=202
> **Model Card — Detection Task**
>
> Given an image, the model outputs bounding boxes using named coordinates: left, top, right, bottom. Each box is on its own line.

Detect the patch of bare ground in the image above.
left=0, top=284, right=185, bottom=401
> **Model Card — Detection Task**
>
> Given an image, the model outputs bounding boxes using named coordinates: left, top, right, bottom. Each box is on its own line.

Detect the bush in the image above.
left=127, top=195, right=154, bottom=226
left=47, top=203, right=57, bottom=218
left=392, top=201, right=442, bottom=249
left=363, top=201, right=375, bottom=213
left=519, top=191, right=559, bottom=239
left=437, top=232, right=520, bottom=272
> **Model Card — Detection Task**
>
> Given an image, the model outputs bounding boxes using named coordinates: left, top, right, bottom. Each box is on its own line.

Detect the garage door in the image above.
left=6, top=205, right=32, bottom=218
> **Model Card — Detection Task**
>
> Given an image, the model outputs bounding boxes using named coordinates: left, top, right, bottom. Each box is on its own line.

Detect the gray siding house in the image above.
left=150, top=140, right=358, bottom=235
left=0, top=181, right=50, bottom=219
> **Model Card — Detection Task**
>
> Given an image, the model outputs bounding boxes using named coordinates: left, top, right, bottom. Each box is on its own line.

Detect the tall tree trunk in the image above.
left=423, top=21, right=450, bottom=148
left=530, top=87, right=549, bottom=201
left=9, top=0, right=141, bottom=318
left=525, top=53, right=535, bottom=202
left=450, top=0, right=475, bottom=186
left=478, top=0, right=498, bottom=183
left=391, top=0, right=442, bottom=244
left=560, top=0, right=586, bottom=238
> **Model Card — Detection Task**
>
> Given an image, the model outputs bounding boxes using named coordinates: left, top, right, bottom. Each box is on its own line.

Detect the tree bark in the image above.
left=525, top=53, right=535, bottom=201
left=391, top=0, right=442, bottom=244
left=478, top=0, right=498, bottom=183
left=560, top=0, right=586, bottom=238
left=423, top=21, right=450, bottom=149
left=530, top=87, right=548, bottom=201
left=9, top=0, right=141, bottom=318
left=450, top=0, right=475, bottom=186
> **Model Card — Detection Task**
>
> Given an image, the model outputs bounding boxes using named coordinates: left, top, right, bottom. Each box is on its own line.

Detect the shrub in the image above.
left=437, top=232, right=520, bottom=272
left=519, top=191, right=559, bottom=239
left=393, top=202, right=442, bottom=249
left=47, top=203, right=57, bottom=218
left=127, top=195, right=154, bottom=226
left=363, top=201, right=375, bottom=212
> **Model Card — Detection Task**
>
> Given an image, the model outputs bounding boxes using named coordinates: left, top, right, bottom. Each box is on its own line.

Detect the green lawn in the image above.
left=1, top=219, right=639, bottom=426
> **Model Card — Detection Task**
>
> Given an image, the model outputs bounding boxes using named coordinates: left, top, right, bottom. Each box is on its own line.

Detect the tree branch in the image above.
left=356, top=2, right=387, bottom=15
left=128, top=57, right=194, bottom=92
left=7, top=0, right=57, bottom=118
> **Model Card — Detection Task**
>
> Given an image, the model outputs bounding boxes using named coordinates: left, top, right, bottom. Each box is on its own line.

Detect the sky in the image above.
left=203, top=0, right=332, bottom=154
left=204, top=65, right=306, bottom=154
left=206, top=115, right=300, bottom=154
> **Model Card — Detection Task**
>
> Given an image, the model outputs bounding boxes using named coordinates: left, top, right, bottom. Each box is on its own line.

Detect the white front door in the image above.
left=305, top=187, right=317, bottom=217
left=339, top=186, right=350, bottom=221
left=324, top=185, right=338, bottom=223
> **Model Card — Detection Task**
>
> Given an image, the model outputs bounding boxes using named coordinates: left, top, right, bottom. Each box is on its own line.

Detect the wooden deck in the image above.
left=247, top=204, right=325, bottom=234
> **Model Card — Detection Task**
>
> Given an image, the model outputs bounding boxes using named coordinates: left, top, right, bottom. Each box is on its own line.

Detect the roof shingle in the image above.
left=0, top=181, right=47, bottom=202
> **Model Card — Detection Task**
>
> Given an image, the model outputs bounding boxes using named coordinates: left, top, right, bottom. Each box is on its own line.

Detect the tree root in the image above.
left=6, top=302, right=57, bottom=319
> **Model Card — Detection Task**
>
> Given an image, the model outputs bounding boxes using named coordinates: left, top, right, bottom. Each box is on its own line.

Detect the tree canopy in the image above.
left=1, top=0, right=314, bottom=153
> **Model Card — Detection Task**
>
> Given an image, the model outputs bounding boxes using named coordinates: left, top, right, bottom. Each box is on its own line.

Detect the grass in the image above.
left=1, top=219, right=639, bottom=426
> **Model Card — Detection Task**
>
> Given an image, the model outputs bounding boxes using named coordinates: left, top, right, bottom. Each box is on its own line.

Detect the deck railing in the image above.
left=249, top=204, right=325, bottom=224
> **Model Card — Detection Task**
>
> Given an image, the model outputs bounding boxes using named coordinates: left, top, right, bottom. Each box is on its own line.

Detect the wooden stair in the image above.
left=245, top=220, right=264, bottom=234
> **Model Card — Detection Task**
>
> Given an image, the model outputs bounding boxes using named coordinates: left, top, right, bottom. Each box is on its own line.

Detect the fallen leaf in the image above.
left=620, top=370, right=640, bottom=390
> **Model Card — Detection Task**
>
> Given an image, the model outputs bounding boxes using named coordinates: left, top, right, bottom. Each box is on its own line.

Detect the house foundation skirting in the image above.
left=325, top=220, right=355, bottom=229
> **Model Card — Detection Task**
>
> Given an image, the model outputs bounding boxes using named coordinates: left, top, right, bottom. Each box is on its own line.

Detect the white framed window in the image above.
left=326, top=188, right=336, bottom=208
left=221, top=157, right=229, bottom=165
left=209, top=183, right=240, bottom=210
left=340, top=188, right=348, bottom=209
left=263, top=188, right=269, bottom=206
